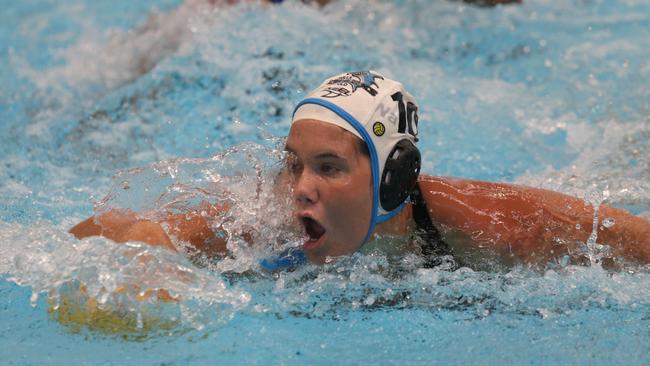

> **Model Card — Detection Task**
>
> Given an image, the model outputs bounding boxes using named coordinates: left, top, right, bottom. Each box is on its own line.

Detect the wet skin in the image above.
left=70, top=119, right=409, bottom=265
left=71, top=121, right=650, bottom=267
left=284, top=119, right=374, bottom=264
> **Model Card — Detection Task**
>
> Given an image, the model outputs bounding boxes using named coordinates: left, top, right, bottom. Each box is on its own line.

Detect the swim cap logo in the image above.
left=321, top=71, right=384, bottom=98
left=372, top=121, right=385, bottom=136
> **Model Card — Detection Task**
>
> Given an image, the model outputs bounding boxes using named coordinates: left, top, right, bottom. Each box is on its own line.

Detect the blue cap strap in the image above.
left=260, top=247, right=307, bottom=271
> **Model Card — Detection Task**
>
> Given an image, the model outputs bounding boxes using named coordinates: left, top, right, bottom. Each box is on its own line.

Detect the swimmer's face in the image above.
left=284, top=119, right=372, bottom=264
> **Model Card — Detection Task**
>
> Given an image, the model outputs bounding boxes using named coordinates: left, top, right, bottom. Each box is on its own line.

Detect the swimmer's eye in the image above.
left=318, top=163, right=341, bottom=176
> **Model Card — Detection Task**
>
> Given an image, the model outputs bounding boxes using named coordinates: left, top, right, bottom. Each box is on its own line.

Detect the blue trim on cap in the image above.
left=293, top=98, right=403, bottom=245
left=377, top=201, right=405, bottom=223
left=260, top=247, right=307, bottom=271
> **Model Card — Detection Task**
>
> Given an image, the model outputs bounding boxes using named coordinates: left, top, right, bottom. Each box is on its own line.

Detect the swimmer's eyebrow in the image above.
left=284, top=144, right=345, bottom=161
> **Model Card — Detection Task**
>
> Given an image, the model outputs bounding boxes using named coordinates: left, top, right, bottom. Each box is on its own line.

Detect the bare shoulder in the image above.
left=415, top=175, right=650, bottom=264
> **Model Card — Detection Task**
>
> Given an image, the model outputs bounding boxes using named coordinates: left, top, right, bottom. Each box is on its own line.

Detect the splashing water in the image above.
left=0, top=221, right=251, bottom=331
left=0, top=141, right=307, bottom=332
left=2, top=0, right=650, bottom=364
left=94, top=140, right=306, bottom=271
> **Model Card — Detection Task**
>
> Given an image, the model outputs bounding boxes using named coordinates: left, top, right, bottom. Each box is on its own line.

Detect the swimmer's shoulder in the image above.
left=415, top=175, right=471, bottom=225
left=415, top=175, right=515, bottom=227
left=416, top=175, right=482, bottom=203
left=417, top=175, right=502, bottom=192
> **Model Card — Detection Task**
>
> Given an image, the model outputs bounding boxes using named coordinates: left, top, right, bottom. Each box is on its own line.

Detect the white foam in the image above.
left=0, top=219, right=250, bottom=327
left=517, top=118, right=650, bottom=207
left=12, top=1, right=221, bottom=99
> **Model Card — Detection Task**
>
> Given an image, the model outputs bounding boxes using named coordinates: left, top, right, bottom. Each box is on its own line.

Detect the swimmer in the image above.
left=71, top=71, right=650, bottom=270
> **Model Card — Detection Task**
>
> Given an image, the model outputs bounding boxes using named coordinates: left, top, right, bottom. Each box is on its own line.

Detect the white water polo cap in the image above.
left=292, top=71, right=421, bottom=245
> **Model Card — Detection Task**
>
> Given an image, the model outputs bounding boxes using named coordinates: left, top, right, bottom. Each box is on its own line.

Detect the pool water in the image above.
left=2, top=0, right=650, bottom=364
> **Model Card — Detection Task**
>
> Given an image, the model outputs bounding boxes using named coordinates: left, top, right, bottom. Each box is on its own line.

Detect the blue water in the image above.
left=2, top=0, right=650, bottom=364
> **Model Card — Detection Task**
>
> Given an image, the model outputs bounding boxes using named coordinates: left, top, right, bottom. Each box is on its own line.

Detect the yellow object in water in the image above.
left=47, top=281, right=182, bottom=340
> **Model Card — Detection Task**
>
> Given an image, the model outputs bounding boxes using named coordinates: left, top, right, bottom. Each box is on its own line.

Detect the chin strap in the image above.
left=410, top=185, right=458, bottom=269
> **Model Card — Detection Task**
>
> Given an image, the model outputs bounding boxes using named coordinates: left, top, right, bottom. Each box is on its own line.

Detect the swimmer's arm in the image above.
left=66, top=205, right=228, bottom=313
left=70, top=211, right=174, bottom=250
left=69, top=203, right=228, bottom=257
left=418, top=176, right=650, bottom=264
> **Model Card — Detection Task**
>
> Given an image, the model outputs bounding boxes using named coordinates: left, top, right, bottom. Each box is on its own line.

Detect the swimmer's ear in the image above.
left=380, top=140, right=421, bottom=211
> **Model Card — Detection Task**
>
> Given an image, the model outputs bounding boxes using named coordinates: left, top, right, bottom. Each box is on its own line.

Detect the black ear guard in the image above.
left=379, top=139, right=421, bottom=211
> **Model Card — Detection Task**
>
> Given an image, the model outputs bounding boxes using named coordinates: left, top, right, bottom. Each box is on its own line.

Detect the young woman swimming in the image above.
left=71, top=71, right=650, bottom=270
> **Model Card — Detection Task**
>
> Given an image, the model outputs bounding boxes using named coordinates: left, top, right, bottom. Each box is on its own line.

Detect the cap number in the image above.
left=391, top=92, right=418, bottom=138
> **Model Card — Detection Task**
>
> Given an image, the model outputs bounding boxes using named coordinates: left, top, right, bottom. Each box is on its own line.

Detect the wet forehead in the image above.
left=286, top=119, right=361, bottom=158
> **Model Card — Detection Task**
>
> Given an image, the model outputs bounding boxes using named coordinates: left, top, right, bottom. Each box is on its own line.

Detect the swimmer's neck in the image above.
left=374, top=203, right=415, bottom=237
left=359, top=204, right=417, bottom=256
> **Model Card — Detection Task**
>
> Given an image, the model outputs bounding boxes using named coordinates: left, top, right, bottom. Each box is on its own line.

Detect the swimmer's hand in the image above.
left=70, top=203, right=228, bottom=257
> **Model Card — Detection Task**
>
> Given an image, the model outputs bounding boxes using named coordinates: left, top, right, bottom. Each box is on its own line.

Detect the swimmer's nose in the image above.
left=294, top=171, right=318, bottom=205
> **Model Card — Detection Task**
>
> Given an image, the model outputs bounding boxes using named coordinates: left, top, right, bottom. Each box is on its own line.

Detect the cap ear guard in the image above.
left=380, top=139, right=421, bottom=211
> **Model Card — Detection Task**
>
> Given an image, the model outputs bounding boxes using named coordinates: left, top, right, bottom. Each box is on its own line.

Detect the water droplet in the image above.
left=30, top=292, right=39, bottom=306
left=575, top=224, right=581, bottom=230
left=363, top=295, right=376, bottom=306
left=602, top=217, right=615, bottom=228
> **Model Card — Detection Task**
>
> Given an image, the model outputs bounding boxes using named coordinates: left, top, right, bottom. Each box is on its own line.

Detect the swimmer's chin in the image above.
left=302, top=242, right=328, bottom=265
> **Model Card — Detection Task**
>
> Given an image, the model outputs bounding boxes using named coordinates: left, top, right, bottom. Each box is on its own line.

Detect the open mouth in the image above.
left=301, top=216, right=326, bottom=249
